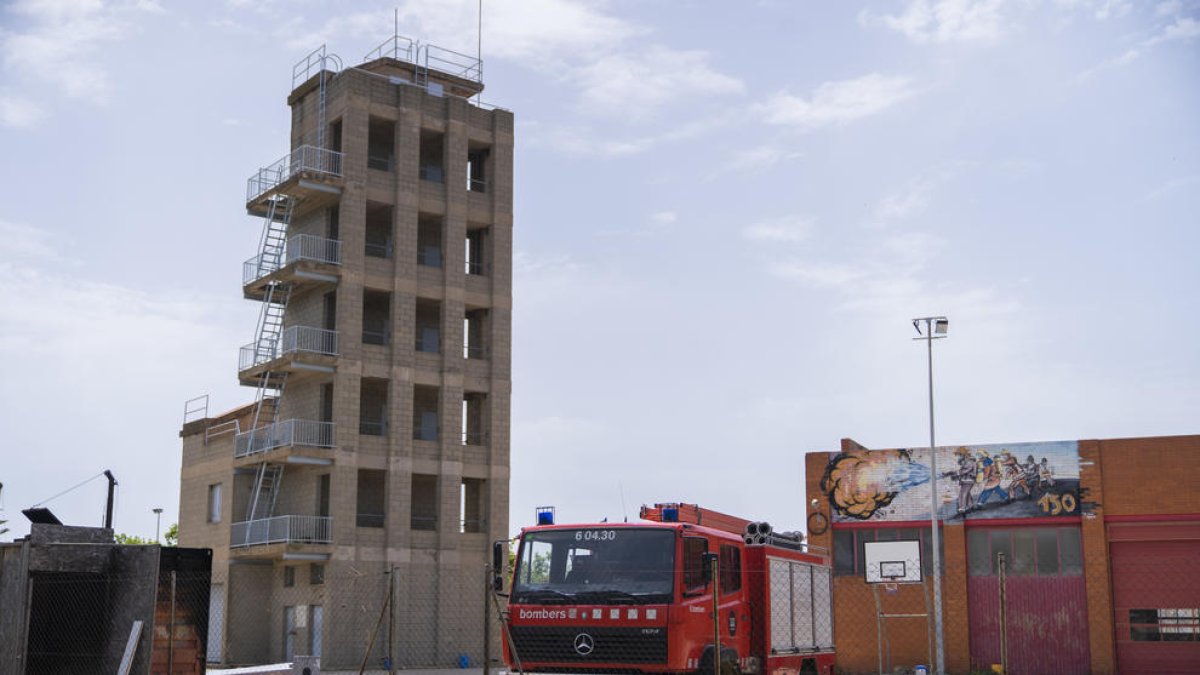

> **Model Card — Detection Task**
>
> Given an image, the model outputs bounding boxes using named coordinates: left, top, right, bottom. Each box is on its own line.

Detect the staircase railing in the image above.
left=235, top=419, right=336, bottom=458
left=246, top=145, right=343, bottom=203
left=231, top=515, right=332, bottom=547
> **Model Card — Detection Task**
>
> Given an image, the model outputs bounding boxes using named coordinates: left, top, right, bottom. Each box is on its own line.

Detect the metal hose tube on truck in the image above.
left=743, top=521, right=807, bottom=550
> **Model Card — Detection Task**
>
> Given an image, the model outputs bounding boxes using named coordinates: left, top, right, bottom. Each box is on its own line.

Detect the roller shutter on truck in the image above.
left=768, top=558, right=834, bottom=652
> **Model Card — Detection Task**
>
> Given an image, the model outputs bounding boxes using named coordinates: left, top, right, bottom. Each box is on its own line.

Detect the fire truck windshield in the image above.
left=512, top=528, right=674, bottom=605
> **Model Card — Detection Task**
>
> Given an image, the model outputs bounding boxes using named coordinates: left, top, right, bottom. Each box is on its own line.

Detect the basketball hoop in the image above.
left=884, top=582, right=899, bottom=595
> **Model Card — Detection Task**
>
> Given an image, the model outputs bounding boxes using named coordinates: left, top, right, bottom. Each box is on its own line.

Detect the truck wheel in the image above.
left=697, top=646, right=741, bottom=675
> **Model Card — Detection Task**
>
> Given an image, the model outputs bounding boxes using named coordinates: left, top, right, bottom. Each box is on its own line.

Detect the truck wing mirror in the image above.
left=492, top=540, right=506, bottom=591
left=701, top=552, right=719, bottom=584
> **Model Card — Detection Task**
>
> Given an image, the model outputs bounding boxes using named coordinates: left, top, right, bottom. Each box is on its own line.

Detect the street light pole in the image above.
left=913, top=316, right=948, bottom=675
left=153, top=507, right=163, bottom=543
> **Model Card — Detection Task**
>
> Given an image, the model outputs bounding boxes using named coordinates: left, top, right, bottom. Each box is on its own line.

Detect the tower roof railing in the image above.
left=361, top=34, right=482, bottom=84
left=363, top=34, right=416, bottom=64
left=292, top=45, right=343, bottom=90
left=423, top=43, right=482, bottom=83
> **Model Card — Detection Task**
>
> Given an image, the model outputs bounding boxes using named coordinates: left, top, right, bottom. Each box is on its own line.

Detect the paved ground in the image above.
left=211, top=662, right=511, bottom=667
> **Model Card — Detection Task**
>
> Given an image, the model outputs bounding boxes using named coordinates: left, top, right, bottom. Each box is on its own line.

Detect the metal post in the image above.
left=168, top=571, right=176, bottom=672
left=389, top=566, right=396, bottom=675
left=921, top=324, right=940, bottom=667
left=917, top=318, right=946, bottom=675
left=711, top=555, right=721, bottom=675
left=103, top=470, right=117, bottom=529
left=483, top=565, right=491, bottom=675
left=998, top=552, right=1008, bottom=675
left=874, top=585, right=884, bottom=675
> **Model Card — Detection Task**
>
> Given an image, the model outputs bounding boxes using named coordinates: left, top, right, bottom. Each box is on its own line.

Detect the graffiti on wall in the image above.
left=821, top=441, right=1080, bottom=522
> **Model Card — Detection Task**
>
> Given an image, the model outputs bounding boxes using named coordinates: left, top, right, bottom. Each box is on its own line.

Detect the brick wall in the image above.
left=808, top=434, right=1200, bottom=675
left=1096, top=435, right=1200, bottom=516
left=1079, top=439, right=1115, bottom=675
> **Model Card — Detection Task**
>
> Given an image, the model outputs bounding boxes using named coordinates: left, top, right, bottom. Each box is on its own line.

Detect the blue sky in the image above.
left=0, top=0, right=1196, bottom=540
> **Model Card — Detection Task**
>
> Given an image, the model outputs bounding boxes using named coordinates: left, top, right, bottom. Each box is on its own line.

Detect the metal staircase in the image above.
left=246, top=463, right=284, bottom=524
left=244, top=196, right=296, bottom=529
left=235, top=46, right=346, bottom=548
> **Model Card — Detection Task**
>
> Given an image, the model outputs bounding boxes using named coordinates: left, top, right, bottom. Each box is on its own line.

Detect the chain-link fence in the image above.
left=207, top=562, right=505, bottom=672
left=18, top=568, right=210, bottom=675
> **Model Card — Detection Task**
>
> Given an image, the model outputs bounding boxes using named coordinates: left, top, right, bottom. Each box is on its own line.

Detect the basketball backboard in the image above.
left=863, top=539, right=922, bottom=584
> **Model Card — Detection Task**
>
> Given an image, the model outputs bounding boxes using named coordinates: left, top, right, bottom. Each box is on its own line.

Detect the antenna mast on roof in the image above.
left=477, top=0, right=483, bottom=102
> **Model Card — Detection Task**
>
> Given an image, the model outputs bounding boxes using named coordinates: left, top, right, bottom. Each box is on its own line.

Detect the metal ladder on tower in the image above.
left=415, top=43, right=429, bottom=87
left=243, top=195, right=297, bottom=536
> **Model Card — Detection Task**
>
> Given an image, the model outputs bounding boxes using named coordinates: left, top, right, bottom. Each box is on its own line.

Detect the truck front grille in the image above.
left=510, top=625, right=668, bottom=665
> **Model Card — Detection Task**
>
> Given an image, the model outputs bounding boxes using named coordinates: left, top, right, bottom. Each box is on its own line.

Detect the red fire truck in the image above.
left=498, top=503, right=835, bottom=675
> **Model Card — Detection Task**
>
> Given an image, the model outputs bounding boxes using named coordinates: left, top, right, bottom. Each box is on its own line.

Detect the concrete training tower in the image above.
left=179, top=33, right=513, bottom=667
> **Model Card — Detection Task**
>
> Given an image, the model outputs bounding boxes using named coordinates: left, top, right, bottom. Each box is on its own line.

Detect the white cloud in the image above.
left=0, top=92, right=43, bottom=127
left=530, top=125, right=653, bottom=158
left=1146, top=15, right=1200, bottom=45
left=872, top=167, right=962, bottom=226
left=0, top=0, right=161, bottom=121
left=574, top=46, right=743, bottom=120
left=529, top=112, right=734, bottom=158
left=1092, top=0, right=1133, bottom=20
left=0, top=219, right=72, bottom=263
left=0, top=219, right=246, bottom=536
left=861, top=0, right=1008, bottom=45
left=712, top=144, right=803, bottom=179
left=761, top=74, right=917, bottom=131
left=404, top=0, right=640, bottom=63
left=285, top=2, right=735, bottom=123
left=750, top=222, right=1012, bottom=320
left=876, top=188, right=931, bottom=224
left=768, top=260, right=867, bottom=288
left=883, top=231, right=946, bottom=268
left=1156, top=1, right=1183, bottom=17
left=1145, top=174, right=1200, bottom=200
left=284, top=0, right=640, bottom=64
left=1078, top=12, right=1200, bottom=78
left=742, top=215, right=813, bottom=243
left=650, top=211, right=677, bottom=225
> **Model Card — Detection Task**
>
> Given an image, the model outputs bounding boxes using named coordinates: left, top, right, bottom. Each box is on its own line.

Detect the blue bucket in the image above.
left=458, top=654, right=470, bottom=668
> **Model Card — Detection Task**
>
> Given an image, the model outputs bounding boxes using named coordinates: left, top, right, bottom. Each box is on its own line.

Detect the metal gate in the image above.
left=966, top=526, right=1090, bottom=675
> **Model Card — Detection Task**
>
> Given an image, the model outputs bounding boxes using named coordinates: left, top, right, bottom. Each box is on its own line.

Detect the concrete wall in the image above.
left=0, top=541, right=32, bottom=673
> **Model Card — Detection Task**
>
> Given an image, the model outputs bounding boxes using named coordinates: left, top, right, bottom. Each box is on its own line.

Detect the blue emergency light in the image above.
left=535, top=506, right=555, bottom=526
left=661, top=507, right=679, bottom=522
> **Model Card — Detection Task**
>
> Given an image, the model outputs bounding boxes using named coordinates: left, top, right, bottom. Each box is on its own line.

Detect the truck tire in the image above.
left=697, top=645, right=741, bottom=675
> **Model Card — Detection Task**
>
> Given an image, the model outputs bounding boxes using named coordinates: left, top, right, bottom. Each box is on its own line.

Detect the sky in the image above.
left=0, top=0, right=1197, bottom=542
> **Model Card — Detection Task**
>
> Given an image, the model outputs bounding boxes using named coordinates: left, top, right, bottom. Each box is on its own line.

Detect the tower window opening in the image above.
left=368, top=117, right=395, bottom=172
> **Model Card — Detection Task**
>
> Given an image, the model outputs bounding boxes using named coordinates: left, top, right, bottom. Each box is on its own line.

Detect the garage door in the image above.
left=1111, top=532, right=1200, bottom=675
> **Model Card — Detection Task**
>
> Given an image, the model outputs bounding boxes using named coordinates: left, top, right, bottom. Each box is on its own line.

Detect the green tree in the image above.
left=115, top=522, right=178, bottom=546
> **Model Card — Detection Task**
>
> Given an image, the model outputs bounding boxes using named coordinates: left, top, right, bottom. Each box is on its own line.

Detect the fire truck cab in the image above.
left=499, top=504, right=835, bottom=675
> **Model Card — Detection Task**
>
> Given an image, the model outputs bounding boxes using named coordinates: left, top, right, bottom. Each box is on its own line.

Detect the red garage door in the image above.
left=966, top=526, right=1090, bottom=675
left=1110, top=525, right=1200, bottom=675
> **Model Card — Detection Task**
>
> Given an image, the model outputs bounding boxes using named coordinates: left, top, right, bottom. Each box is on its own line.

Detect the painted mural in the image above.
left=821, top=441, right=1081, bottom=522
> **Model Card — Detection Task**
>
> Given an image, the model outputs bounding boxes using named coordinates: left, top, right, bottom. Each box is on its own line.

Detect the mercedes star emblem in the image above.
left=573, top=633, right=595, bottom=656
